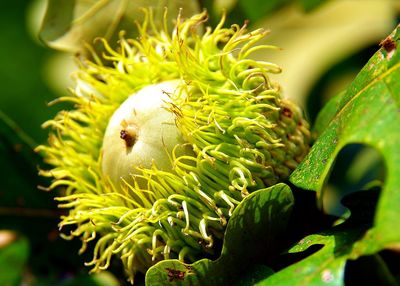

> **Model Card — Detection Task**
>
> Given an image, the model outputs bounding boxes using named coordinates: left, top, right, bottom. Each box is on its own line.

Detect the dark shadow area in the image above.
left=345, top=253, right=400, bottom=286
left=271, top=183, right=336, bottom=271
left=322, top=144, right=385, bottom=217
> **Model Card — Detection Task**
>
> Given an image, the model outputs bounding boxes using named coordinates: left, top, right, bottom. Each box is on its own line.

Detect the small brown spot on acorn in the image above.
left=120, top=129, right=136, bottom=147
left=119, top=119, right=138, bottom=148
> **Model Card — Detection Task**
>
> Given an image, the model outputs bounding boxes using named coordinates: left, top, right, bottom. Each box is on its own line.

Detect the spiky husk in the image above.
left=37, top=10, right=310, bottom=283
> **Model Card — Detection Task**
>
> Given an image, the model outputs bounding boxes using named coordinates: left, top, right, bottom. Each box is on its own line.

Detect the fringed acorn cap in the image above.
left=37, top=9, right=310, bottom=284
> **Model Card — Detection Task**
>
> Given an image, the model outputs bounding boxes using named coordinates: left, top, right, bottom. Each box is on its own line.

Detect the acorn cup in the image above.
left=37, top=10, right=311, bottom=284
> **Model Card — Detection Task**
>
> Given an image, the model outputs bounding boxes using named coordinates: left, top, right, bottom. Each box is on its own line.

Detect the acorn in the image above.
left=37, top=10, right=310, bottom=284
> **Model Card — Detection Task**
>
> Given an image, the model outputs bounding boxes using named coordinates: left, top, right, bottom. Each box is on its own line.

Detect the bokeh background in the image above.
left=0, top=0, right=399, bottom=285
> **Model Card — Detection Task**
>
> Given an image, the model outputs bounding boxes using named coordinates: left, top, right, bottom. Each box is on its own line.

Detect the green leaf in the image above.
left=290, top=25, right=400, bottom=252
left=39, top=0, right=200, bottom=53
left=145, top=183, right=294, bottom=285
left=234, top=264, right=274, bottom=286
left=256, top=188, right=380, bottom=286
left=255, top=228, right=364, bottom=286
left=0, top=232, right=29, bottom=286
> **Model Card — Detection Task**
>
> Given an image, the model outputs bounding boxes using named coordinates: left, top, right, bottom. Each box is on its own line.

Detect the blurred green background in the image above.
left=0, top=0, right=399, bottom=285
